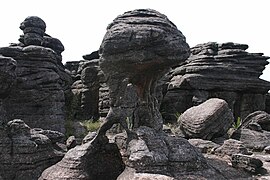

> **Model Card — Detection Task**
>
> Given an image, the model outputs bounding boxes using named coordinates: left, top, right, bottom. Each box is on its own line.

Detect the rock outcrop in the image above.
left=178, top=98, right=234, bottom=140
left=0, top=119, right=65, bottom=180
left=0, top=16, right=71, bottom=133
left=161, top=42, right=270, bottom=122
left=39, top=136, right=124, bottom=180
left=117, top=126, right=225, bottom=180
left=240, top=111, right=270, bottom=131
left=98, top=8, right=190, bottom=133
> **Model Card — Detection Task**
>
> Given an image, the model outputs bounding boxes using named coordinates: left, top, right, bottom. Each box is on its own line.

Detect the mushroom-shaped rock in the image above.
left=98, top=9, right=190, bottom=137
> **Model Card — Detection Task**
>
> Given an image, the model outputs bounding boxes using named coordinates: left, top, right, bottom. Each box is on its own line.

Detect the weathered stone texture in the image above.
left=0, top=16, right=71, bottom=133
left=161, top=42, right=270, bottom=123
left=178, top=98, right=234, bottom=140
left=0, top=119, right=65, bottom=180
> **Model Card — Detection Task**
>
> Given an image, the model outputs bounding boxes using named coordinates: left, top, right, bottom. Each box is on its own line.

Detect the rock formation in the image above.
left=0, top=119, right=65, bottom=180
left=0, top=16, right=71, bottom=133
left=39, top=135, right=124, bottom=180
left=97, top=8, right=190, bottom=134
left=178, top=98, right=234, bottom=140
left=40, top=9, right=231, bottom=180
left=240, top=111, right=270, bottom=131
left=161, top=42, right=270, bottom=123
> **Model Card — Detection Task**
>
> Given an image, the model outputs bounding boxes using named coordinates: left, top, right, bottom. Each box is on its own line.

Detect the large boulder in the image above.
left=0, top=119, right=65, bottom=180
left=178, top=98, right=234, bottom=140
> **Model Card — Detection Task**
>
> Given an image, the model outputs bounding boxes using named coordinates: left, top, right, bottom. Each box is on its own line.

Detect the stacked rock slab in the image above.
left=0, top=16, right=71, bottom=133
left=161, top=42, right=270, bottom=122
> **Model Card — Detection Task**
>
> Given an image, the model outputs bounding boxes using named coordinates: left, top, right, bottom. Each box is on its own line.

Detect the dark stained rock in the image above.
left=0, top=16, right=72, bottom=133
left=0, top=119, right=65, bottom=180
left=19, top=16, right=46, bottom=46
left=231, top=128, right=270, bottom=151
left=117, top=126, right=225, bottom=180
left=39, top=136, right=125, bottom=180
left=0, top=55, right=17, bottom=98
left=188, top=138, right=220, bottom=154
left=67, top=58, right=102, bottom=125
left=97, top=8, right=190, bottom=136
left=178, top=98, right=234, bottom=140
left=240, top=111, right=270, bottom=131
left=161, top=42, right=270, bottom=123
left=214, top=139, right=250, bottom=156
left=231, top=154, right=263, bottom=174
left=82, top=50, right=99, bottom=60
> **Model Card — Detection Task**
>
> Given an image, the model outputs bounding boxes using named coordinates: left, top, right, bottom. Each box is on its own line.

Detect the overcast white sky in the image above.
left=1, top=0, right=270, bottom=80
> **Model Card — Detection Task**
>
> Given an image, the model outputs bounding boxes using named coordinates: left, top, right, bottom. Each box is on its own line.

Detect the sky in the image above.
left=1, top=0, right=270, bottom=80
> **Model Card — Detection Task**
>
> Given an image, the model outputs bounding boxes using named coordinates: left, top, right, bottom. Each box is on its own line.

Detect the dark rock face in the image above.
left=241, top=111, right=270, bottom=131
left=70, top=58, right=101, bottom=121
left=117, top=126, right=225, bottom=180
left=0, top=119, right=65, bottom=180
left=0, top=16, right=71, bottom=133
left=98, top=8, right=190, bottom=134
left=178, top=98, right=234, bottom=140
left=161, top=42, right=270, bottom=123
left=231, top=128, right=270, bottom=151
left=39, top=136, right=125, bottom=180
left=0, top=55, right=17, bottom=98
left=232, top=154, right=263, bottom=174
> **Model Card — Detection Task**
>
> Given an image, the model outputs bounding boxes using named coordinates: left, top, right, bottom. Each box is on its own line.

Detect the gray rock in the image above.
left=215, top=139, right=250, bottom=156
left=69, top=58, right=101, bottom=121
left=241, top=111, right=270, bottom=131
left=39, top=136, right=125, bottom=180
left=0, top=55, right=17, bottom=98
left=264, top=146, right=270, bottom=154
left=231, top=154, right=263, bottom=174
left=0, top=119, right=64, bottom=180
left=161, top=42, right=270, bottom=123
left=82, top=131, right=97, bottom=144
left=97, top=8, right=190, bottom=139
left=117, top=126, right=225, bottom=179
left=66, top=135, right=76, bottom=150
left=0, top=16, right=72, bottom=133
left=188, top=138, right=220, bottom=154
left=231, top=128, right=270, bottom=151
left=178, top=98, right=234, bottom=140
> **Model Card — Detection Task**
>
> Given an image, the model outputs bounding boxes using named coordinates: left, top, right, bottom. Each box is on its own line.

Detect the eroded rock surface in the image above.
left=97, top=8, right=190, bottom=137
left=0, top=119, right=65, bottom=180
left=117, top=126, right=226, bottom=180
left=0, top=16, right=71, bottom=133
left=178, top=98, right=234, bottom=140
left=39, top=136, right=124, bottom=180
left=161, top=42, right=270, bottom=123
